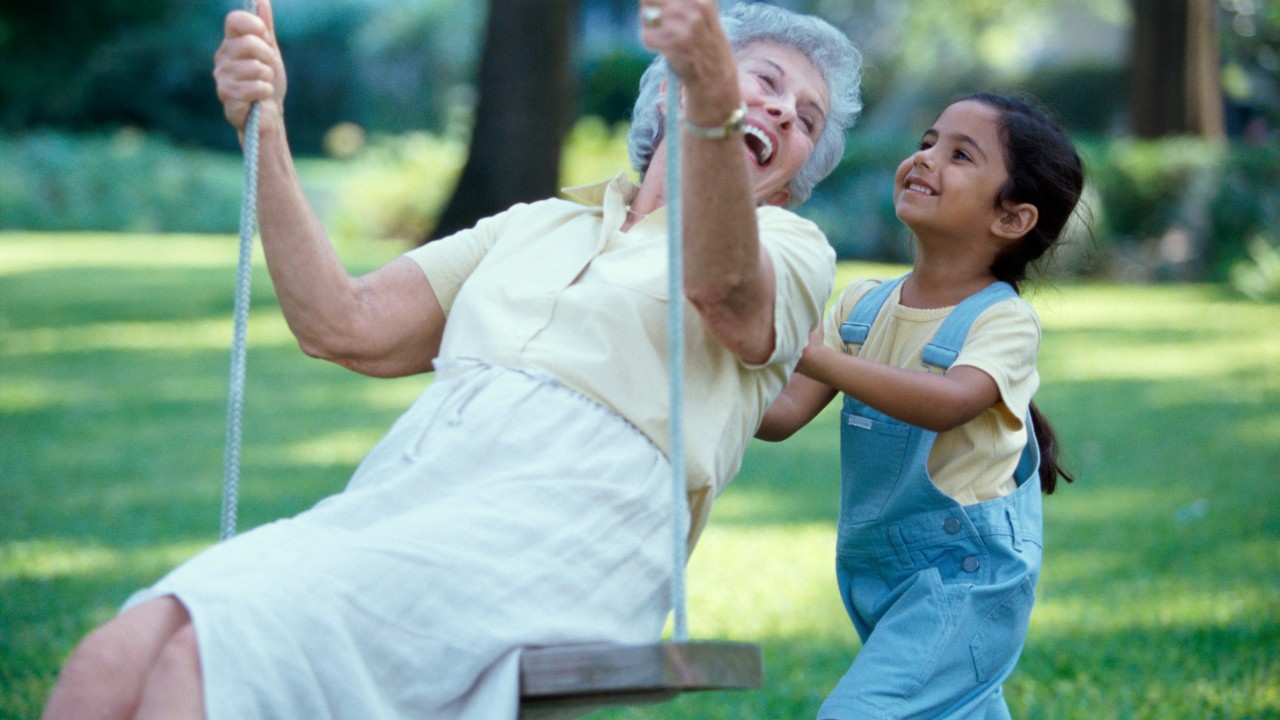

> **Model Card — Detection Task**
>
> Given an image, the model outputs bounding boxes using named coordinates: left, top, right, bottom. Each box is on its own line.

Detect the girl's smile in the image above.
left=893, top=100, right=1010, bottom=240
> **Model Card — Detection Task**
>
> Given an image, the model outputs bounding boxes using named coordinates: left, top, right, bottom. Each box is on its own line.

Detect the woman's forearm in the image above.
left=680, top=62, right=777, bottom=364
left=252, top=122, right=443, bottom=376
left=253, top=122, right=365, bottom=357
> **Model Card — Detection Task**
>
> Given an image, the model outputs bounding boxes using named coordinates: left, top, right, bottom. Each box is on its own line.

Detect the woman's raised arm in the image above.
left=214, top=0, right=444, bottom=378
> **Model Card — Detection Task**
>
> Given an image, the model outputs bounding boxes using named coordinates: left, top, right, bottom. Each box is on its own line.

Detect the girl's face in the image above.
left=893, top=100, right=1011, bottom=240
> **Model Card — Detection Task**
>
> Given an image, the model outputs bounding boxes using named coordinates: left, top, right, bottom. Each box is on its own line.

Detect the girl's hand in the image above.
left=213, top=0, right=287, bottom=142
left=796, top=325, right=827, bottom=374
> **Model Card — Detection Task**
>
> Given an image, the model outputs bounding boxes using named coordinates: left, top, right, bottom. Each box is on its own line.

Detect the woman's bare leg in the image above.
left=42, top=596, right=193, bottom=720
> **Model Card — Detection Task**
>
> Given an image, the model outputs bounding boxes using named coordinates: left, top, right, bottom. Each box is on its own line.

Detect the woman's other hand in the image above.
left=213, top=0, right=287, bottom=143
left=637, top=0, right=737, bottom=96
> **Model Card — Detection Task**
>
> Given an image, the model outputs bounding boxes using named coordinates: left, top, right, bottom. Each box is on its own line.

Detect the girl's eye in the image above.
left=953, top=149, right=972, bottom=162
left=917, top=139, right=935, bottom=151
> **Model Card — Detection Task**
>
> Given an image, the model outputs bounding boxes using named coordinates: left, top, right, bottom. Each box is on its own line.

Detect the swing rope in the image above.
left=663, top=77, right=690, bottom=643
left=221, top=0, right=259, bottom=542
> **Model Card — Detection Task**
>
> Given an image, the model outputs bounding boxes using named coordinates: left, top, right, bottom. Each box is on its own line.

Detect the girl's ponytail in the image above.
left=969, top=92, right=1085, bottom=495
left=1029, top=401, right=1072, bottom=493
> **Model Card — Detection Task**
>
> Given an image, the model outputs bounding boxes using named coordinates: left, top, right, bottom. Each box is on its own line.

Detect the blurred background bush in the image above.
left=2, top=0, right=1277, bottom=293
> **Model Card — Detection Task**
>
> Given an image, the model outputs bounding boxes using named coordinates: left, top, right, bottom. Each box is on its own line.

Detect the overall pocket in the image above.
left=969, top=575, right=1036, bottom=683
left=839, top=409, right=910, bottom=525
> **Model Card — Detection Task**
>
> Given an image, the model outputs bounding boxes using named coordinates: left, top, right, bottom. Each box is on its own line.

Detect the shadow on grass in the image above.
left=2, top=343, right=424, bottom=547
left=0, top=266, right=279, bottom=331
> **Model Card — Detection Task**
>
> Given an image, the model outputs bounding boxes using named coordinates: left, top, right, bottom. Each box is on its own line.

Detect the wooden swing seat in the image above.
left=518, top=640, right=763, bottom=719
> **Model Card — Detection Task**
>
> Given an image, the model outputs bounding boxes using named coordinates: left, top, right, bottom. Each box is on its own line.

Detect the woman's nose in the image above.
left=766, top=98, right=796, bottom=130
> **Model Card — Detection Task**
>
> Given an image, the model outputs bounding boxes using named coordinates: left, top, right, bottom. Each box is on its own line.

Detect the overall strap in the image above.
left=921, top=281, right=1018, bottom=371
left=838, top=275, right=908, bottom=349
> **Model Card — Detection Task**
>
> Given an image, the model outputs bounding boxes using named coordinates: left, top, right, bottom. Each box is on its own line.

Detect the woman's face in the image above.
left=733, top=41, right=830, bottom=207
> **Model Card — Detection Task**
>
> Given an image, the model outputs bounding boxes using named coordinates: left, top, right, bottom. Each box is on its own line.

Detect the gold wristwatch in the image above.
left=682, top=102, right=747, bottom=139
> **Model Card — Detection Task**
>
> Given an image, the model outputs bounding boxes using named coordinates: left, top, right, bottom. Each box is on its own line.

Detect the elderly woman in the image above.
left=42, top=1, right=862, bottom=718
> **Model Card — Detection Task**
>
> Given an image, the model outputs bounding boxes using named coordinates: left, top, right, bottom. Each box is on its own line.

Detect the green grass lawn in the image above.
left=2, top=232, right=1277, bottom=719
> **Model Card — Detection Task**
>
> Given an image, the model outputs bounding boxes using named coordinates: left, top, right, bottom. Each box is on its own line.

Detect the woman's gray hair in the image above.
left=627, top=2, right=862, bottom=207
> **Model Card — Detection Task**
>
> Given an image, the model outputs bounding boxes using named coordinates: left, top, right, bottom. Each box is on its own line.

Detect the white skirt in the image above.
left=125, top=360, right=677, bottom=719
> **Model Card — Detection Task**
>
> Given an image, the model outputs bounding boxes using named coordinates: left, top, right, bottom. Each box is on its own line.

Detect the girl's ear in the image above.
left=992, top=202, right=1038, bottom=241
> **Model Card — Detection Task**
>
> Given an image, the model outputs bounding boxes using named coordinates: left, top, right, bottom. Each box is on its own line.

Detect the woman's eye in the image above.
left=757, top=73, right=778, bottom=90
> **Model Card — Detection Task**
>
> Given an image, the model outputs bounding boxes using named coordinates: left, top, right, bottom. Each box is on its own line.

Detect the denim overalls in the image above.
left=817, top=276, right=1044, bottom=720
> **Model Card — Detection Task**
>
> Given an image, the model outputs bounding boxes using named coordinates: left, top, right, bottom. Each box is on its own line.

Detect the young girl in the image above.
left=758, top=92, right=1084, bottom=719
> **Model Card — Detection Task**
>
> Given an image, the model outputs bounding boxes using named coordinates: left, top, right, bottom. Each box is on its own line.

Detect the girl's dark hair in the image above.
left=969, top=91, right=1085, bottom=494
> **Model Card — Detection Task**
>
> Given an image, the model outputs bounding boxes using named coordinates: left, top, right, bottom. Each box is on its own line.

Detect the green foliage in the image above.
left=579, top=50, right=653, bottom=125
left=0, top=0, right=484, bottom=152
left=0, top=0, right=205, bottom=127
left=557, top=117, right=634, bottom=188
left=1089, top=138, right=1225, bottom=239
left=1018, top=63, right=1128, bottom=135
left=1219, top=0, right=1280, bottom=132
left=326, top=131, right=466, bottom=245
left=801, top=132, right=914, bottom=265
left=0, top=130, right=243, bottom=233
left=2, top=121, right=1276, bottom=284
left=0, top=120, right=629, bottom=241
left=2, top=241, right=1277, bottom=718
left=1082, top=137, right=1280, bottom=280
left=323, top=117, right=632, bottom=245
left=1230, top=234, right=1280, bottom=302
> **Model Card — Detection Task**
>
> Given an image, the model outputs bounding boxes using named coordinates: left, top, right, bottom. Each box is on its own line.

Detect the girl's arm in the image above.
left=756, top=327, right=837, bottom=441
left=798, top=344, right=1000, bottom=432
left=756, top=371, right=837, bottom=441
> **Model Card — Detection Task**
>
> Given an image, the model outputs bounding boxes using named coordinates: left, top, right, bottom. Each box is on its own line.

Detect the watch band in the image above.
left=682, top=102, right=747, bottom=139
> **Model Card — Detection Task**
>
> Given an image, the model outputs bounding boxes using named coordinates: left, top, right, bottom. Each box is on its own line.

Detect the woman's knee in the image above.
left=153, top=623, right=201, bottom=674
left=60, top=598, right=192, bottom=687
left=133, top=623, right=205, bottom=720
left=44, top=599, right=194, bottom=720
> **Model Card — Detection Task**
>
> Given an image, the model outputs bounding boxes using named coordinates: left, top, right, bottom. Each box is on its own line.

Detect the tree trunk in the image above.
left=427, top=0, right=580, bottom=243
left=1128, top=0, right=1225, bottom=138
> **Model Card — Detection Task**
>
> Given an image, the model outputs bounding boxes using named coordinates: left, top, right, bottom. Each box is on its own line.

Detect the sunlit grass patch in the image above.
left=0, top=232, right=241, bottom=275
left=1, top=313, right=297, bottom=357
left=684, top=523, right=849, bottom=642
left=1, top=539, right=208, bottom=583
